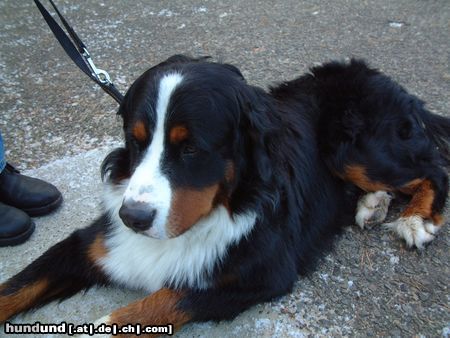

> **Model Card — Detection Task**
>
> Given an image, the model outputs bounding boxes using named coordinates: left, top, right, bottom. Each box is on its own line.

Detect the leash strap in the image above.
left=33, top=0, right=124, bottom=104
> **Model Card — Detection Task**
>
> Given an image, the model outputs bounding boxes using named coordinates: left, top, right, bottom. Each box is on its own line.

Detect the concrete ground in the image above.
left=0, top=0, right=449, bottom=337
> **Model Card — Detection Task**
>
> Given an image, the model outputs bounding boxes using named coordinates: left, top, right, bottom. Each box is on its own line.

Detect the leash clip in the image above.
left=82, top=48, right=112, bottom=85
left=34, top=0, right=123, bottom=104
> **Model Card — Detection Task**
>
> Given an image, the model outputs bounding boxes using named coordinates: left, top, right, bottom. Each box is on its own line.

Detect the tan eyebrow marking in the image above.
left=132, top=121, right=148, bottom=142
left=169, top=125, right=189, bottom=144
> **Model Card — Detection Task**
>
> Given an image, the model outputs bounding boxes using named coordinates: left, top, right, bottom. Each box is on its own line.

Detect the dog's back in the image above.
left=273, top=59, right=450, bottom=248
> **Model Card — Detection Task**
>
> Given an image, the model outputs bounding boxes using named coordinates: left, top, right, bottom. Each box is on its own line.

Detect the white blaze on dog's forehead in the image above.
left=124, top=72, right=183, bottom=201
left=123, top=73, right=183, bottom=238
left=132, top=192, right=153, bottom=203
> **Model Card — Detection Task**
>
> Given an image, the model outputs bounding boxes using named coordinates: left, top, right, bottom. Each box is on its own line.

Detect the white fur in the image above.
left=101, top=181, right=256, bottom=292
left=385, top=216, right=440, bottom=249
left=424, top=221, right=440, bottom=235
left=93, top=315, right=111, bottom=326
left=78, top=316, right=111, bottom=338
left=355, top=191, right=392, bottom=228
left=123, top=73, right=183, bottom=239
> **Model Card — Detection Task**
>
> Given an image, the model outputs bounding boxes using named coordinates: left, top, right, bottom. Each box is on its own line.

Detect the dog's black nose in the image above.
left=119, top=202, right=157, bottom=232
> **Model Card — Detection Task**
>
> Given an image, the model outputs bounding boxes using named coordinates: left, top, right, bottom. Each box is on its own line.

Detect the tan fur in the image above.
left=169, top=125, right=189, bottom=144
left=168, top=184, right=219, bottom=237
left=132, top=121, right=148, bottom=142
left=108, top=288, right=190, bottom=337
left=402, top=179, right=436, bottom=221
left=0, top=279, right=48, bottom=322
left=399, top=178, right=423, bottom=195
left=343, top=165, right=391, bottom=192
left=87, top=233, right=108, bottom=266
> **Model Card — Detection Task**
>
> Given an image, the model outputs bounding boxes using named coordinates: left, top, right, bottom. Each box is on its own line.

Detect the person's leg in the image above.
left=0, top=133, right=62, bottom=216
left=0, top=131, right=62, bottom=246
left=0, top=131, right=35, bottom=246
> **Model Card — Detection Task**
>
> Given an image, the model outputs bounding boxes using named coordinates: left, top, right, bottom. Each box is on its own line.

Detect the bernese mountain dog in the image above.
left=1, top=55, right=449, bottom=335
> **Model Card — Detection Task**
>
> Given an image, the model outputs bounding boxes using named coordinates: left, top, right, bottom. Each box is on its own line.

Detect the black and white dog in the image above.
left=1, top=56, right=449, bottom=335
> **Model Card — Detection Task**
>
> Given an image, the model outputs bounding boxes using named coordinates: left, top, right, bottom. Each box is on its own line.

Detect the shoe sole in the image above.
left=0, top=220, right=35, bottom=247
left=22, top=194, right=63, bottom=217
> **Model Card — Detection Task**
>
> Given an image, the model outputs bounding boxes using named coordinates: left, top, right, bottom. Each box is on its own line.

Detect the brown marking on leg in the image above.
left=0, top=279, right=48, bottom=322
left=343, top=165, right=391, bottom=192
left=402, top=179, right=435, bottom=220
left=132, top=121, right=148, bottom=142
left=87, top=233, right=108, bottom=266
left=169, top=125, right=189, bottom=144
left=168, top=184, right=219, bottom=237
left=432, top=213, right=444, bottom=225
left=398, top=179, right=445, bottom=225
left=108, top=288, right=191, bottom=337
left=398, top=178, right=423, bottom=195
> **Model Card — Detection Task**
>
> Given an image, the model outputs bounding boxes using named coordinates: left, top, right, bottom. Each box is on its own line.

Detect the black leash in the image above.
left=33, top=0, right=124, bottom=104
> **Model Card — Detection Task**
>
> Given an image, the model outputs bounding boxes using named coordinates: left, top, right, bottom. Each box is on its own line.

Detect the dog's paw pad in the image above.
left=355, top=191, right=393, bottom=229
left=385, top=216, right=437, bottom=249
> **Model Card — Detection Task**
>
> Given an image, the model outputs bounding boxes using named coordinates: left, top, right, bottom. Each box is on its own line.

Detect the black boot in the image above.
left=0, top=163, right=62, bottom=216
left=0, top=202, right=35, bottom=246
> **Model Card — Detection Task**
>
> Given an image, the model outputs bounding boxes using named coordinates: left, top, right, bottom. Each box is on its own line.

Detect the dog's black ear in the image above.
left=101, top=147, right=130, bottom=183
left=238, top=86, right=276, bottom=183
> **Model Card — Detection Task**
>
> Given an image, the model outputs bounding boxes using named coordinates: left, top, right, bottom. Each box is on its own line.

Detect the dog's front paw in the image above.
left=355, top=191, right=393, bottom=229
left=385, top=216, right=440, bottom=249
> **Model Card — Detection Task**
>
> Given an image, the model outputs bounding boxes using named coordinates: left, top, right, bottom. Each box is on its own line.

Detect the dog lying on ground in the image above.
left=1, top=56, right=449, bottom=335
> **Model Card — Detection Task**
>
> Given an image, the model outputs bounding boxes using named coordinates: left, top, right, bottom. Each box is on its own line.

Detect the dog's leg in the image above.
left=0, top=217, right=110, bottom=322
left=341, top=164, right=448, bottom=248
left=86, top=288, right=190, bottom=337
left=386, top=171, right=448, bottom=248
left=87, top=286, right=283, bottom=337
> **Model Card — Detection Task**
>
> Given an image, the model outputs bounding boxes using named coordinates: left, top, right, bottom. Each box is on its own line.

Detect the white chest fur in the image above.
left=101, top=183, right=256, bottom=292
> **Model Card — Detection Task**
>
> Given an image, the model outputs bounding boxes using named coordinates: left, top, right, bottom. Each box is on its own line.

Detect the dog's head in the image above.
left=102, top=56, right=273, bottom=239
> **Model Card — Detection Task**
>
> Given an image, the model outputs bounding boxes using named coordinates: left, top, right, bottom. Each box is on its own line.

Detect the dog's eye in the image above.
left=182, top=144, right=197, bottom=155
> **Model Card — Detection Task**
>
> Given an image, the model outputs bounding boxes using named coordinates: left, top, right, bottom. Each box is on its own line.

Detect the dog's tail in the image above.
left=421, top=110, right=450, bottom=165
